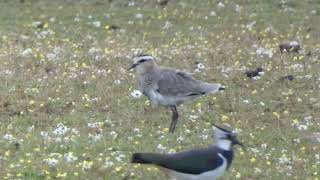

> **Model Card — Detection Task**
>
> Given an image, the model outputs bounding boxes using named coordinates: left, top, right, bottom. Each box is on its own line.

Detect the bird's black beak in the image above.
left=219, top=86, right=225, bottom=91
left=129, top=63, right=137, bottom=70
left=233, top=139, right=243, bottom=146
left=232, top=138, right=244, bottom=150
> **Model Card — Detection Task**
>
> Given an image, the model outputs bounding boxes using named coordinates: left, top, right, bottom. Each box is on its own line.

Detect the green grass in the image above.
left=0, top=0, right=320, bottom=179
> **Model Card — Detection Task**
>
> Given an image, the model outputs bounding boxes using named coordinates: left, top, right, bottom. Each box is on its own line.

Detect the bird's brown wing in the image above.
left=157, top=69, right=205, bottom=97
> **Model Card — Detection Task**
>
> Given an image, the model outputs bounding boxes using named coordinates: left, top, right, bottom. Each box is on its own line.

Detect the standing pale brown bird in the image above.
left=129, top=54, right=225, bottom=133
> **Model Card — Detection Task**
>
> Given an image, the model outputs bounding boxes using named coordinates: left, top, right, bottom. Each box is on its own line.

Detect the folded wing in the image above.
left=157, top=69, right=220, bottom=97
left=132, top=147, right=223, bottom=175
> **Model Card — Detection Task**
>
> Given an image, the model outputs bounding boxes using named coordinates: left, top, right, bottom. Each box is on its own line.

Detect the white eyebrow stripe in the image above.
left=134, top=56, right=154, bottom=62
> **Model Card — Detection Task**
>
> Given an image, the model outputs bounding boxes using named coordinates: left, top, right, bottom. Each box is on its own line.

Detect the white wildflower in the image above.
left=254, top=168, right=262, bottom=173
left=92, top=21, right=101, bottom=27
left=130, top=90, right=142, bottom=98
left=304, top=115, right=312, bottom=121
left=87, top=122, right=103, bottom=129
left=261, top=143, right=267, bottom=149
left=115, top=154, right=125, bottom=162
left=110, top=131, right=118, bottom=139
left=235, top=4, right=241, bottom=12
left=54, top=137, right=62, bottom=142
left=71, top=128, right=79, bottom=135
left=243, top=99, right=250, bottom=104
left=22, top=48, right=33, bottom=57
left=3, top=133, right=14, bottom=141
left=64, top=152, right=78, bottom=163
left=135, top=13, right=143, bottom=19
left=291, top=64, right=304, bottom=71
left=88, top=47, right=101, bottom=55
left=289, top=41, right=299, bottom=46
left=49, top=17, right=55, bottom=22
left=128, top=1, right=135, bottom=6
left=53, top=123, right=69, bottom=136
left=297, top=124, right=308, bottom=130
left=46, top=53, right=57, bottom=61
left=279, top=155, right=290, bottom=164
left=40, top=131, right=49, bottom=139
left=246, top=21, right=256, bottom=30
left=163, top=21, right=172, bottom=30
left=133, top=128, right=140, bottom=134
left=200, top=134, right=209, bottom=140
left=304, top=75, right=312, bottom=79
left=218, top=2, right=225, bottom=8
left=256, top=47, right=273, bottom=58
left=89, top=133, right=102, bottom=142
left=209, top=11, right=216, bottom=16
left=20, top=35, right=30, bottom=40
left=36, top=30, right=54, bottom=39
left=114, top=79, right=121, bottom=85
left=27, top=126, right=34, bottom=132
left=82, top=160, right=93, bottom=170
left=293, top=138, right=300, bottom=143
left=252, top=76, right=261, bottom=80
left=310, top=10, right=317, bottom=15
left=251, top=148, right=259, bottom=153
left=177, top=136, right=184, bottom=143
left=32, top=21, right=42, bottom=27
left=74, top=16, right=80, bottom=22
left=189, top=115, right=199, bottom=119
left=157, top=144, right=167, bottom=152
left=104, top=161, right=114, bottom=168
left=236, top=172, right=241, bottom=178
left=196, top=63, right=205, bottom=70
left=44, top=158, right=59, bottom=168
left=105, top=119, right=113, bottom=126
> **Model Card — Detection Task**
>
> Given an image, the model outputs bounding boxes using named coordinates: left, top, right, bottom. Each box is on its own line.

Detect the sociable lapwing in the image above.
left=129, top=54, right=224, bottom=133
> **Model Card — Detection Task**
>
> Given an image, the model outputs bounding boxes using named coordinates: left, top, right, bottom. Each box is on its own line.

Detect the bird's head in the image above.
left=129, top=54, right=156, bottom=73
left=213, top=124, right=243, bottom=149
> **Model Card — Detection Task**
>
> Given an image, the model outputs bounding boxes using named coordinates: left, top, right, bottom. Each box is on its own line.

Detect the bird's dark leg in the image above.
left=169, top=106, right=179, bottom=133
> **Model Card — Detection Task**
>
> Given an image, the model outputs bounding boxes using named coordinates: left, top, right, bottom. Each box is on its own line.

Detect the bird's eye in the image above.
left=138, top=59, right=147, bottom=64
left=226, top=134, right=233, bottom=139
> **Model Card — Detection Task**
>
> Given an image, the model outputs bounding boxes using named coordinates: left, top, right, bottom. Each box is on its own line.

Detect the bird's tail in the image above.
left=131, top=153, right=164, bottom=164
left=202, top=83, right=225, bottom=94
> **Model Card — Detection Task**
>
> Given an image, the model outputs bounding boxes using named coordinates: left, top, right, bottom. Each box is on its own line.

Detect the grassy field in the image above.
left=0, top=0, right=320, bottom=179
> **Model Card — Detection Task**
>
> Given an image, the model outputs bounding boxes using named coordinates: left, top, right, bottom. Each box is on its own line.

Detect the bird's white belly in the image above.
left=167, top=154, right=227, bottom=180
left=148, top=90, right=182, bottom=106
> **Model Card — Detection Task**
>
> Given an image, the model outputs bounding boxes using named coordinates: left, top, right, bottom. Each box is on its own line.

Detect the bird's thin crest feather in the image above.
left=213, top=124, right=231, bottom=133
